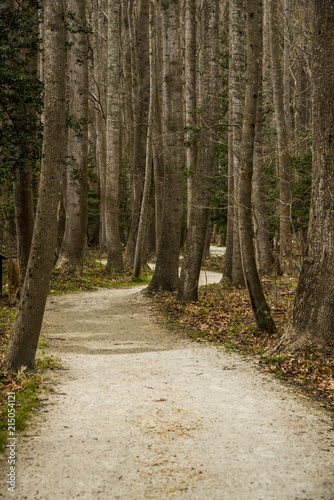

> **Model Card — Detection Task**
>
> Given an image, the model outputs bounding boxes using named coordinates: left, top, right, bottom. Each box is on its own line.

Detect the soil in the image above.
left=0, top=280, right=334, bottom=499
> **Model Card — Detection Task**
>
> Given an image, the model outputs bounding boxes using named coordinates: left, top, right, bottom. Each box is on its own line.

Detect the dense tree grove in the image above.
left=0, top=0, right=333, bottom=371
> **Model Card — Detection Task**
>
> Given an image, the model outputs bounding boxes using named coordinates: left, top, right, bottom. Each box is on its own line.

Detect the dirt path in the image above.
left=1, top=285, right=334, bottom=499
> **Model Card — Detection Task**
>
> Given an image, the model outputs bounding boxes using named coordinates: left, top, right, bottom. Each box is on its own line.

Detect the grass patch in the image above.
left=49, top=260, right=153, bottom=294
left=0, top=354, right=61, bottom=452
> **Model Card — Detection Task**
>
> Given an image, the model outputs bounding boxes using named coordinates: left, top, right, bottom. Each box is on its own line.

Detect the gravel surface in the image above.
left=1, top=284, right=333, bottom=500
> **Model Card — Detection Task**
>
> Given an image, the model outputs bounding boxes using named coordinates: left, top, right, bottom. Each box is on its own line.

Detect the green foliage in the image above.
left=0, top=1, right=43, bottom=183
left=65, top=12, right=93, bottom=36
left=66, top=115, right=90, bottom=137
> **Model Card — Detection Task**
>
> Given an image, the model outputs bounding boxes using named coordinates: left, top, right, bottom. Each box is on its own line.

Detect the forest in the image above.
left=0, top=0, right=333, bottom=380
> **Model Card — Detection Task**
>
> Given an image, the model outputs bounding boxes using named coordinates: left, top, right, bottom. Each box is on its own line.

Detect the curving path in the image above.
left=0, top=283, right=333, bottom=499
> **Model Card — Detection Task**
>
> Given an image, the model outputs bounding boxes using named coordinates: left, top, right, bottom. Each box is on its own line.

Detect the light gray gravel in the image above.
left=0, top=285, right=333, bottom=500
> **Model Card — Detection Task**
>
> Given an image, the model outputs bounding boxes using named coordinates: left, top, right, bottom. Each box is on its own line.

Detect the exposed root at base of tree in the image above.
left=266, top=329, right=334, bottom=363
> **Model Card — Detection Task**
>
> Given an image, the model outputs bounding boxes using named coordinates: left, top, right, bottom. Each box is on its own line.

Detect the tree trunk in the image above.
left=3, top=0, right=66, bottom=372
left=93, top=0, right=108, bottom=250
left=269, top=0, right=292, bottom=274
left=184, top=0, right=197, bottom=229
left=239, top=0, right=276, bottom=333
left=223, top=105, right=234, bottom=281
left=133, top=0, right=155, bottom=277
left=124, top=0, right=149, bottom=267
left=56, top=0, right=89, bottom=276
left=178, top=0, right=219, bottom=302
left=230, top=0, right=245, bottom=286
left=105, top=0, right=123, bottom=271
left=148, top=0, right=184, bottom=292
left=13, top=169, right=35, bottom=281
left=153, top=2, right=164, bottom=253
left=270, top=0, right=334, bottom=357
left=252, top=8, right=273, bottom=275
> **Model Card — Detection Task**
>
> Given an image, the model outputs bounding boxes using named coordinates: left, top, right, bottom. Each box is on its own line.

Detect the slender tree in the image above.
left=152, top=2, right=164, bottom=253
left=105, top=0, right=124, bottom=271
left=271, top=0, right=334, bottom=357
left=184, top=0, right=198, bottom=228
left=239, top=0, right=276, bottom=333
left=224, top=0, right=245, bottom=286
left=56, top=0, right=89, bottom=276
left=148, top=0, right=184, bottom=291
left=178, top=0, right=220, bottom=302
left=91, top=0, right=108, bottom=249
left=252, top=5, right=272, bottom=274
left=124, top=0, right=149, bottom=267
left=133, top=0, right=155, bottom=277
left=269, top=0, right=292, bottom=274
left=3, top=0, right=66, bottom=371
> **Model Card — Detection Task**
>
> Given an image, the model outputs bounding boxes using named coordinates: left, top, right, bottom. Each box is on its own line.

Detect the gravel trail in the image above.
left=0, top=285, right=333, bottom=499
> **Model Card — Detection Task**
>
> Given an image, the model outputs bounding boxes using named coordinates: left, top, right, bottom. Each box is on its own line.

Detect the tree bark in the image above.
left=148, top=0, right=184, bottom=292
left=133, top=0, right=155, bottom=277
left=178, top=0, right=220, bottom=302
left=269, top=0, right=292, bottom=274
left=124, top=0, right=149, bottom=268
left=252, top=8, right=273, bottom=275
left=229, top=0, right=245, bottom=286
left=3, top=0, right=66, bottom=372
left=93, top=0, right=108, bottom=250
left=270, top=0, right=334, bottom=357
left=13, top=169, right=35, bottom=281
left=239, top=0, right=276, bottom=333
left=184, top=0, right=198, bottom=229
left=105, top=0, right=123, bottom=271
left=153, top=2, right=164, bottom=253
left=56, top=0, right=89, bottom=276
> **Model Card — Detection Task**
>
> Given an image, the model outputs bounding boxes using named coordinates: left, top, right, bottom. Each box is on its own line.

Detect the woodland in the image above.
left=0, top=0, right=333, bottom=408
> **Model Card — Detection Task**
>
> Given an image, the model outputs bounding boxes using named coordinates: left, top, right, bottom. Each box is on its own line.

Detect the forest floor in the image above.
left=0, top=252, right=334, bottom=498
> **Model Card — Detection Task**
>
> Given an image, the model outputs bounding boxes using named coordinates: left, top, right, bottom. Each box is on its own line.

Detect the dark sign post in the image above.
left=0, top=253, right=8, bottom=296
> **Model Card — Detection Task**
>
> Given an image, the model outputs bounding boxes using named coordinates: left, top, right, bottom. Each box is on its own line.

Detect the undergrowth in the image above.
left=50, top=260, right=153, bottom=294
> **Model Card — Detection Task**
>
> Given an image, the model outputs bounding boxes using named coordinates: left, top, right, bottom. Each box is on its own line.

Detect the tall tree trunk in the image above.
left=269, top=0, right=292, bottom=274
left=3, top=0, right=66, bottom=372
left=93, top=0, right=108, bottom=250
left=270, top=0, right=334, bottom=357
left=252, top=8, right=273, bottom=275
left=133, top=0, right=155, bottom=277
left=223, top=105, right=234, bottom=281
left=105, top=0, right=123, bottom=271
left=178, top=0, right=220, bottom=302
left=153, top=2, right=164, bottom=253
left=283, top=0, right=291, bottom=140
left=239, top=0, right=276, bottom=333
left=229, top=0, right=245, bottom=286
left=56, top=0, right=89, bottom=276
left=184, top=0, right=197, bottom=228
left=148, top=0, right=184, bottom=292
left=124, top=0, right=149, bottom=267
